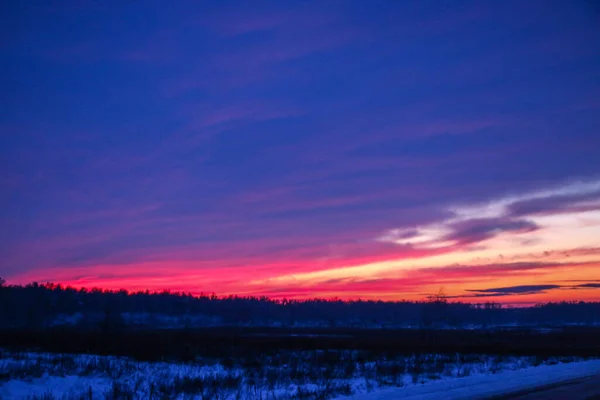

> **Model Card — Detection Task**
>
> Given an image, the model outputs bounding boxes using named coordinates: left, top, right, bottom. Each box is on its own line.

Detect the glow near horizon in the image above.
left=13, top=179, right=599, bottom=303
left=245, top=179, right=600, bottom=299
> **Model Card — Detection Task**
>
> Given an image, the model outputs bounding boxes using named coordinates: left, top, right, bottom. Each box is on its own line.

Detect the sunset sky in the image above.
left=1, top=0, right=600, bottom=303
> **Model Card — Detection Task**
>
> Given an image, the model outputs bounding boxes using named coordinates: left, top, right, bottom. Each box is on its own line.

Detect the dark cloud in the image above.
left=573, top=283, right=600, bottom=289
left=463, top=282, right=600, bottom=297
left=467, top=284, right=561, bottom=295
left=507, top=192, right=600, bottom=217
left=444, top=218, right=539, bottom=245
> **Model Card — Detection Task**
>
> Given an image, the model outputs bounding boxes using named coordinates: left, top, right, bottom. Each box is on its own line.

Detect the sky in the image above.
left=1, top=0, right=600, bottom=304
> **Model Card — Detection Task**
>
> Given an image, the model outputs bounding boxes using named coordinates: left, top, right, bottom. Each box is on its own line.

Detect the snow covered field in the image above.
left=0, top=349, right=589, bottom=399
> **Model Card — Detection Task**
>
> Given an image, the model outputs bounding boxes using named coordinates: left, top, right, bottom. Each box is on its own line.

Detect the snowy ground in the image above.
left=0, top=349, right=590, bottom=399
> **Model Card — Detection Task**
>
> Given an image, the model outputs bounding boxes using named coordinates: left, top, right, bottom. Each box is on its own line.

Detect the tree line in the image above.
left=0, top=278, right=599, bottom=330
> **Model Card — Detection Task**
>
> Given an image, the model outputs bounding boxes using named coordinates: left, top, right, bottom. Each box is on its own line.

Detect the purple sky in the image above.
left=1, top=0, right=600, bottom=302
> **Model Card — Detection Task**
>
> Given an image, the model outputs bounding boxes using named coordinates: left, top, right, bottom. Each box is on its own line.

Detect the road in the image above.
left=487, top=374, right=600, bottom=400
left=341, top=361, right=600, bottom=400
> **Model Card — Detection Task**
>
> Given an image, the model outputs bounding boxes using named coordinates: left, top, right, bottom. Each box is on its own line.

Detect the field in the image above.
left=1, top=327, right=599, bottom=399
left=0, top=349, right=586, bottom=399
left=2, top=327, right=599, bottom=361
left=2, top=286, right=600, bottom=399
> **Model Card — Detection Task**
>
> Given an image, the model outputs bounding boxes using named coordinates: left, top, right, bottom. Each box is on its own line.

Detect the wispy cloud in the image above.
left=3, top=1, right=600, bottom=303
left=465, top=284, right=562, bottom=297
left=378, top=178, right=600, bottom=251
left=461, top=282, right=600, bottom=298
left=507, top=191, right=600, bottom=217
left=445, top=217, right=539, bottom=245
left=572, top=283, right=600, bottom=289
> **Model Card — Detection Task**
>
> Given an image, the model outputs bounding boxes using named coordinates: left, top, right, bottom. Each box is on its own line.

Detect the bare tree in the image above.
left=427, top=287, right=448, bottom=304
left=422, top=287, right=449, bottom=328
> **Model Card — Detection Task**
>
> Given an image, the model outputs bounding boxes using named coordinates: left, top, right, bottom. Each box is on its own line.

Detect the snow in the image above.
left=0, top=375, right=111, bottom=399
left=0, top=349, right=596, bottom=399
left=337, top=359, right=600, bottom=400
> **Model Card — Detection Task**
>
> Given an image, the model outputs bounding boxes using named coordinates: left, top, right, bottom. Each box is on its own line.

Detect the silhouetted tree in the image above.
left=422, top=288, right=450, bottom=328
left=0, top=279, right=598, bottom=330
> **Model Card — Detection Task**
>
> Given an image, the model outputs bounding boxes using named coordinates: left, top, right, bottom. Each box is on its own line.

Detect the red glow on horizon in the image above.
left=9, top=257, right=600, bottom=305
